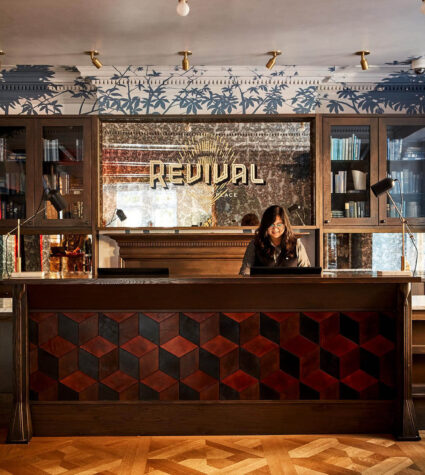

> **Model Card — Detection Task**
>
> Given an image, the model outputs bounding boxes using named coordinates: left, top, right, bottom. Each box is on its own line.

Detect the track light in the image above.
left=0, top=51, right=4, bottom=68
left=177, top=0, right=190, bottom=16
left=355, top=50, right=370, bottom=70
left=178, top=51, right=192, bottom=71
left=85, top=50, right=102, bottom=69
left=421, top=0, right=425, bottom=14
left=266, top=50, right=282, bottom=70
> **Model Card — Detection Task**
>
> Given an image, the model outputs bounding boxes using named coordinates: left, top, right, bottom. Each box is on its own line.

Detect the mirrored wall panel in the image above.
left=100, top=120, right=313, bottom=227
left=324, top=232, right=425, bottom=273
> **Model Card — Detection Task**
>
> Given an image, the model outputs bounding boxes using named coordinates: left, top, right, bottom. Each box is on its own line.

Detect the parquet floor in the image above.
left=0, top=430, right=424, bottom=475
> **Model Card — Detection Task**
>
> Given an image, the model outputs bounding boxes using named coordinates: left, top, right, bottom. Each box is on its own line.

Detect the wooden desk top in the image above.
left=0, top=271, right=421, bottom=285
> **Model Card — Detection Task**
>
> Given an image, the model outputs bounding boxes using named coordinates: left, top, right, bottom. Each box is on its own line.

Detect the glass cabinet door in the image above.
left=36, top=119, right=91, bottom=226
left=379, top=119, right=425, bottom=225
left=0, top=121, right=34, bottom=224
left=323, top=118, right=378, bottom=226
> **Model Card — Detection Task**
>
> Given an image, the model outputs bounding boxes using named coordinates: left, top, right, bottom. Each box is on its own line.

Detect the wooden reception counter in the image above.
left=2, top=272, right=421, bottom=443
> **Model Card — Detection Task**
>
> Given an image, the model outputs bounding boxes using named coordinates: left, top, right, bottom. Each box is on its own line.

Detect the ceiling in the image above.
left=0, top=0, right=423, bottom=68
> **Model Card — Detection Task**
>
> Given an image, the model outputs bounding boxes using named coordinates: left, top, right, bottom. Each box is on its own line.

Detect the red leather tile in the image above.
left=30, top=312, right=58, bottom=345
left=222, top=312, right=257, bottom=323
left=322, top=335, right=358, bottom=356
left=361, top=335, right=394, bottom=356
left=183, top=312, right=217, bottom=323
left=282, top=335, right=317, bottom=357
left=242, top=335, right=278, bottom=357
left=181, top=370, right=217, bottom=392
left=121, top=336, right=157, bottom=358
left=101, top=370, right=138, bottom=392
left=60, top=371, right=97, bottom=392
left=201, top=335, right=238, bottom=357
left=261, top=370, right=299, bottom=398
left=62, top=312, right=97, bottom=323
left=103, top=312, right=137, bottom=323
left=342, top=369, right=378, bottom=391
left=30, top=312, right=56, bottom=323
left=141, top=370, right=177, bottom=392
left=81, top=336, right=117, bottom=357
left=262, top=312, right=299, bottom=323
left=343, top=311, right=379, bottom=323
left=222, top=370, right=258, bottom=392
left=302, top=312, right=338, bottom=323
left=30, top=371, right=57, bottom=392
left=302, top=370, right=338, bottom=392
left=30, top=342, right=38, bottom=374
left=161, top=336, right=197, bottom=357
left=40, top=336, right=76, bottom=357
left=143, top=312, right=177, bottom=323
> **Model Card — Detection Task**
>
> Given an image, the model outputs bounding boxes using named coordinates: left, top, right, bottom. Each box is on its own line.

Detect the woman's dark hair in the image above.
left=254, top=205, right=297, bottom=259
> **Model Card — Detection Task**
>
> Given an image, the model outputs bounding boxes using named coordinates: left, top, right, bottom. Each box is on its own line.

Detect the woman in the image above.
left=239, top=205, right=310, bottom=275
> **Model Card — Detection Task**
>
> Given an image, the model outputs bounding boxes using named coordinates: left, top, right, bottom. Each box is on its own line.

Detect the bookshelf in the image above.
left=0, top=121, right=34, bottom=223
left=323, top=117, right=379, bottom=226
left=380, top=119, right=425, bottom=225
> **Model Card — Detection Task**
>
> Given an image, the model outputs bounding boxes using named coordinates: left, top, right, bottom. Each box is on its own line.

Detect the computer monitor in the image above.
left=250, top=266, right=322, bottom=276
left=97, top=267, right=169, bottom=277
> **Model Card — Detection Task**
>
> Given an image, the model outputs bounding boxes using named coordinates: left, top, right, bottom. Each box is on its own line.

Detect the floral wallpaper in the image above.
left=0, top=64, right=424, bottom=115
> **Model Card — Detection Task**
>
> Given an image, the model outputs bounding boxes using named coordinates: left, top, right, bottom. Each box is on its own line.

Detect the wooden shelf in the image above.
left=412, top=344, right=425, bottom=355
left=413, top=384, right=425, bottom=398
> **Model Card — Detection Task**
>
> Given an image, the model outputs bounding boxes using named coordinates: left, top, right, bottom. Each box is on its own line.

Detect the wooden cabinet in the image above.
left=0, top=117, right=92, bottom=231
left=412, top=294, right=425, bottom=428
left=379, top=118, right=425, bottom=227
left=323, top=116, right=425, bottom=228
left=323, top=117, right=379, bottom=226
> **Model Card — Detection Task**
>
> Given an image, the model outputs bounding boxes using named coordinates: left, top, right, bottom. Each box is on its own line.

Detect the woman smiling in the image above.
left=239, top=205, right=310, bottom=275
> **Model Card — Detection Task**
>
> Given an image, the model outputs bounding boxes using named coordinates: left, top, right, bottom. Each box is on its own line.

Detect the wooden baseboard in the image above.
left=31, top=401, right=395, bottom=436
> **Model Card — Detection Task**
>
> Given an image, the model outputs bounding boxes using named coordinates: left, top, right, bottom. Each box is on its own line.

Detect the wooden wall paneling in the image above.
left=7, top=283, right=32, bottom=443
left=397, top=283, right=420, bottom=440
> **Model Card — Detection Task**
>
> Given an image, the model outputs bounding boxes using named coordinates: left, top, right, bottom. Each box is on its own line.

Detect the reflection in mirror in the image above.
left=101, top=120, right=312, bottom=227
left=324, top=232, right=425, bottom=272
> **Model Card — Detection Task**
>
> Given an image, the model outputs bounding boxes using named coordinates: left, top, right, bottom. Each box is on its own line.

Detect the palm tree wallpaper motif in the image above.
left=0, top=64, right=425, bottom=115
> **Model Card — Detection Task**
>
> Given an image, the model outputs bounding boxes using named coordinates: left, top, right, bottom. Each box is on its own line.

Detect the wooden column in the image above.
left=397, top=282, right=420, bottom=441
left=7, top=283, right=32, bottom=444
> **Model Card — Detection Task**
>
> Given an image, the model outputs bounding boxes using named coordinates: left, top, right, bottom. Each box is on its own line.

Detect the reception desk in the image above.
left=3, top=272, right=421, bottom=443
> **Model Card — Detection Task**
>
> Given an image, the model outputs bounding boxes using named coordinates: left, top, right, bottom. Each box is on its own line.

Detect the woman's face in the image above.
left=267, top=216, right=285, bottom=241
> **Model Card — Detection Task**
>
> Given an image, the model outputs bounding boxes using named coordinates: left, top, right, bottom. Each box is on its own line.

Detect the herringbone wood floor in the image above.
left=0, top=429, right=424, bottom=474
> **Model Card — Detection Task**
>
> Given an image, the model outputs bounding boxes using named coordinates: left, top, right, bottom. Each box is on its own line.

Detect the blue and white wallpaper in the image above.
left=0, top=64, right=424, bottom=115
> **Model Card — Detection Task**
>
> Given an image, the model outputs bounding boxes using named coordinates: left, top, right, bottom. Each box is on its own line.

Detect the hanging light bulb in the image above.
left=177, top=0, right=190, bottom=16
left=421, top=0, right=425, bottom=14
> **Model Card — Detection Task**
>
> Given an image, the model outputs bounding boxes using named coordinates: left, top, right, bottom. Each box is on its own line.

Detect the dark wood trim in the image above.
left=7, top=284, right=32, bottom=444
left=396, top=283, right=420, bottom=440
left=322, top=116, right=379, bottom=227
left=30, top=400, right=394, bottom=436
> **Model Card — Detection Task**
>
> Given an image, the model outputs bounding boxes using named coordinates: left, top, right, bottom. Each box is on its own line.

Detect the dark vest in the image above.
left=254, top=244, right=298, bottom=268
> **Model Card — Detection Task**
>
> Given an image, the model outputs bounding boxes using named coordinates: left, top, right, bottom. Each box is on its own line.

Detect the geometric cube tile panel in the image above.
left=29, top=310, right=396, bottom=401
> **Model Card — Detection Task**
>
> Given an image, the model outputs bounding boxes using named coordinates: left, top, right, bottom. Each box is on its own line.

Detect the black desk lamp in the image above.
left=106, top=208, right=127, bottom=226
left=6, top=189, right=67, bottom=277
left=371, top=177, right=418, bottom=275
left=288, top=204, right=305, bottom=226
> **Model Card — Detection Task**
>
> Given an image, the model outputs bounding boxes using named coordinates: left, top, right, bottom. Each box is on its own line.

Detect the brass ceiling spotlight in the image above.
left=178, top=50, right=192, bottom=71
left=266, top=50, right=282, bottom=70
left=0, top=51, right=4, bottom=68
left=421, top=0, right=425, bottom=14
left=355, top=50, right=370, bottom=70
left=85, top=50, right=102, bottom=69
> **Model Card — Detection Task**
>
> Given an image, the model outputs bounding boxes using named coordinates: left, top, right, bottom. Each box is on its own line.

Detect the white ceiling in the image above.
left=0, top=0, right=423, bottom=68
